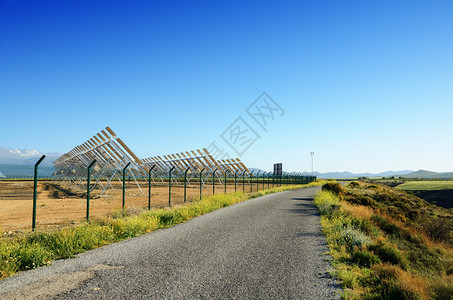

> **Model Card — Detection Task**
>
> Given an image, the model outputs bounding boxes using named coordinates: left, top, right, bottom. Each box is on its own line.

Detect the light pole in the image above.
left=310, top=152, right=315, bottom=176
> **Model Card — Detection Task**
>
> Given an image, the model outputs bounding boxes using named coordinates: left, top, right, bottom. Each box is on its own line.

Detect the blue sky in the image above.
left=1, top=0, right=452, bottom=173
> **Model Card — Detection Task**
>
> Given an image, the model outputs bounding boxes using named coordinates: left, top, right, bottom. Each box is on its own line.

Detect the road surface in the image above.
left=0, top=186, right=339, bottom=299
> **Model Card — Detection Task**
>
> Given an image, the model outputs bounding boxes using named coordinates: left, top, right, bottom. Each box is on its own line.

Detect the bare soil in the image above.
left=0, top=180, right=263, bottom=232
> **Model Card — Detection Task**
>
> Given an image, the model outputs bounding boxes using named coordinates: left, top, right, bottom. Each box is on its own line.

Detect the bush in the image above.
left=342, top=227, right=372, bottom=251
left=372, top=215, right=402, bottom=237
left=344, top=194, right=378, bottom=207
left=369, top=264, right=428, bottom=300
left=422, top=216, right=453, bottom=245
left=432, top=282, right=453, bottom=300
left=368, top=242, right=408, bottom=269
left=11, top=242, right=54, bottom=271
left=314, top=191, right=339, bottom=215
left=322, top=181, right=345, bottom=197
left=348, top=181, right=360, bottom=188
left=351, top=249, right=381, bottom=267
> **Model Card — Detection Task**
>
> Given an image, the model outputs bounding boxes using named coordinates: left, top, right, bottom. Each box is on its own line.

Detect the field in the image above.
left=0, top=180, right=266, bottom=232
left=396, top=180, right=453, bottom=191
left=394, top=181, right=453, bottom=208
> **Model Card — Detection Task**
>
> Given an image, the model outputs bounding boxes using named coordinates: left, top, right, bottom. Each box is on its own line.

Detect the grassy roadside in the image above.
left=0, top=181, right=324, bottom=280
left=314, top=181, right=452, bottom=299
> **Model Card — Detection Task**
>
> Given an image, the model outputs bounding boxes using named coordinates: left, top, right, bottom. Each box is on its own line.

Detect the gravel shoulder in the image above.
left=0, top=186, right=340, bottom=299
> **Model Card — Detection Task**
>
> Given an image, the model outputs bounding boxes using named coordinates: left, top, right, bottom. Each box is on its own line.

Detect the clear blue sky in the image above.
left=1, top=0, right=452, bottom=173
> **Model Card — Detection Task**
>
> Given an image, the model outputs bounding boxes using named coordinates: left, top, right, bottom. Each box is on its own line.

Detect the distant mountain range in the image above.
left=306, top=170, right=415, bottom=179
left=249, top=168, right=453, bottom=179
left=401, top=170, right=453, bottom=179
left=0, top=147, right=61, bottom=167
left=304, top=170, right=453, bottom=179
left=0, top=147, right=61, bottom=177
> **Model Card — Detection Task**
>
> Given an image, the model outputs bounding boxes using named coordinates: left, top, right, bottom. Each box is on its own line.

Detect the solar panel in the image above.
left=53, top=127, right=251, bottom=195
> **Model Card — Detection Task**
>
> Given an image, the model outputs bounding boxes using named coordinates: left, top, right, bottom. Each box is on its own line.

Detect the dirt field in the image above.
left=0, top=180, right=269, bottom=232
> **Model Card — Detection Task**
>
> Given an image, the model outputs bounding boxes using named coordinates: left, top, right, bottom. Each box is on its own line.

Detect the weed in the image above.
left=314, top=191, right=340, bottom=215
left=368, top=241, right=408, bottom=269
left=372, top=215, right=403, bottom=237
left=369, top=264, right=429, bottom=300
left=11, top=242, right=54, bottom=271
left=351, top=249, right=381, bottom=267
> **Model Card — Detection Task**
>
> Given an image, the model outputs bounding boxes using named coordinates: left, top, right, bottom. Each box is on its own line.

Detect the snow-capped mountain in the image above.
left=0, top=147, right=61, bottom=166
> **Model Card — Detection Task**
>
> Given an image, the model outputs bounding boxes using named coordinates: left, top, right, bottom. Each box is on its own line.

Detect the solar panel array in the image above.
left=142, top=149, right=249, bottom=173
left=53, top=127, right=251, bottom=195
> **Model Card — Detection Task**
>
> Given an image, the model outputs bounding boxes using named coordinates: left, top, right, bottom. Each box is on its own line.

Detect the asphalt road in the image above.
left=0, top=186, right=340, bottom=299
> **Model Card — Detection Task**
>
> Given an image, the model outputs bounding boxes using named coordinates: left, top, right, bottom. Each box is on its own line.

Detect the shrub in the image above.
left=342, top=227, right=372, bottom=251
left=431, top=281, right=453, bottom=300
left=351, top=249, right=381, bottom=267
left=11, top=242, right=54, bottom=271
left=422, top=216, right=453, bottom=245
left=314, top=191, right=340, bottom=215
left=369, top=264, right=428, bottom=300
left=368, top=242, right=408, bottom=269
left=352, top=218, right=376, bottom=236
left=322, top=181, right=345, bottom=197
left=345, top=194, right=378, bottom=208
left=348, top=181, right=360, bottom=188
left=155, top=210, right=176, bottom=226
left=372, top=215, right=402, bottom=238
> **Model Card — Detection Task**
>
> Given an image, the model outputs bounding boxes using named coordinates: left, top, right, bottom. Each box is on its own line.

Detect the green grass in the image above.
left=396, top=181, right=453, bottom=191
left=0, top=181, right=324, bottom=280
left=314, top=181, right=453, bottom=299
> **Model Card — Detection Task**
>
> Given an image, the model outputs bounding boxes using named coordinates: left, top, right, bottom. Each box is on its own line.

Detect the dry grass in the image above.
left=341, top=203, right=374, bottom=220
left=372, top=263, right=430, bottom=300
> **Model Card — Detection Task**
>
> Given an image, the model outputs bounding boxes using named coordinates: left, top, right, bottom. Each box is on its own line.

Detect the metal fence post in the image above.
left=122, top=162, right=131, bottom=210
left=213, top=169, right=217, bottom=195
left=250, top=171, right=254, bottom=193
left=184, top=167, right=190, bottom=203
left=234, top=170, right=238, bottom=192
left=263, top=171, right=266, bottom=190
left=268, top=172, right=270, bottom=189
left=242, top=171, right=246, bottom=193
left=32, top=155, right=45, bottom=231
left=224, top=170, right=228, bottom=194
left=169, top=166, right=175, bottom=207
left=86, top=160, right=96, bottom=222
left=256, top=171, right=260, bottom=191
left=148, top=165, right=156, bottom=210
left=200, top=168, right=205, bottom=200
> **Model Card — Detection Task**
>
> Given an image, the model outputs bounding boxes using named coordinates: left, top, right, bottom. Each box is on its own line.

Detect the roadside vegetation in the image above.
left=314, top=181, right=453, bottom=299
left=0, top=181, right=323, bottom=280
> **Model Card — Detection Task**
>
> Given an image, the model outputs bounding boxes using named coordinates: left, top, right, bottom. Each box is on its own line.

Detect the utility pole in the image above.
left=310, top=152, right=315, bottom=176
